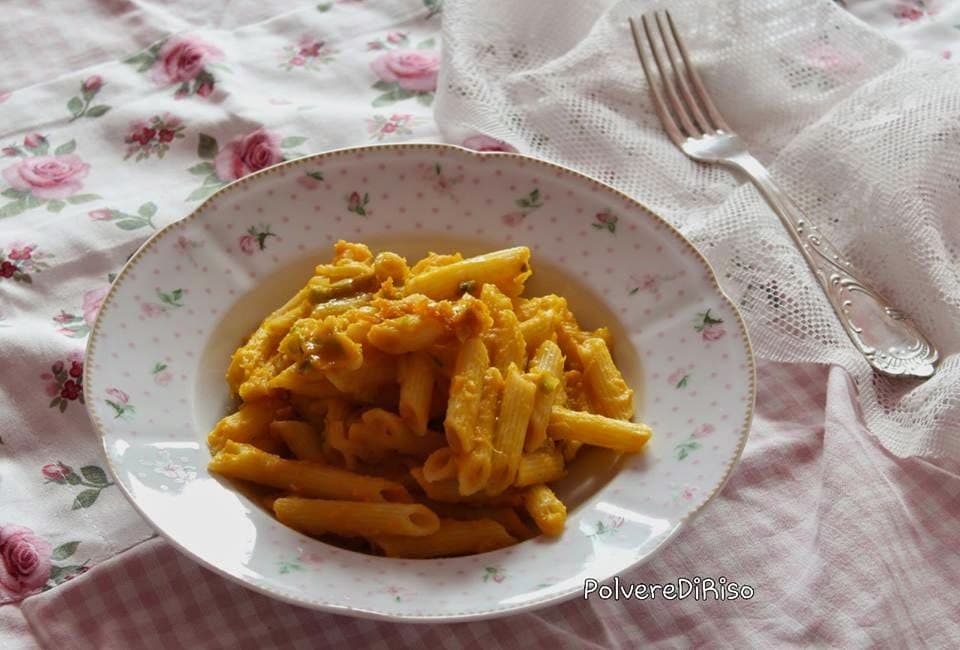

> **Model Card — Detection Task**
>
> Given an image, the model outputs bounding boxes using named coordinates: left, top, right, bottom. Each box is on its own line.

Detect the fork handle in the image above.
left=727, top=153, right=937, bottom=378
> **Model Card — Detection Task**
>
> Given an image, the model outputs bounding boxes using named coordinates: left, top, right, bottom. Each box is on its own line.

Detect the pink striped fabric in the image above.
left=19, top=362, right=960, bottom=648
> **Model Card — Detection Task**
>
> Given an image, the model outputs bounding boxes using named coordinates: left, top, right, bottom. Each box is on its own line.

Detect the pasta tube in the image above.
left=398, top=352, right=434, bottom=435
left=444, top=337, right=489, bottom=453
left=523, top=484, right=566, bottom=536
left=424, top=503, right=536, bottom=540
left=209, top=441, right=410, bottom=502
left=373, top=518, right=517, bottom=558
left=367, top=314, right=445, bottom=354
left=208, top=399, right=278, bottom=452
left=404, top=247, right=532, bottom=300
left=237, top=352, right=290, bottom=401
left=267, top=365, right=341, bottom=398
left=525, top=339, right=565, bottom=451
left=579, top=338, right=634, bottom=420
left=422, top=447, right=458, bottom=482
left=348, top=408, right=445, bottom=461
left=487, top=364, right=537, bottom=494
left=456, top=367, right=502, bottom=495
left=515, top=443, right=566, bottom=488
left=226, top=288, right=311, bottom=393
left=480, top=284, right=527, bottom=373
left=547, top=406, right=651, bottom=452
left=519, top=309, right=557, bottom=354
left=410, top=467, right=519, bottom=505
left=274, top=497, right=439, bottom=538
left=269, top=420, right=325, bottom=461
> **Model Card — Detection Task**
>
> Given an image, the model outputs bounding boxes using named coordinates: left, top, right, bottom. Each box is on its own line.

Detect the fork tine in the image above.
left=640, top=14, right=699, bottom=139
left=628, top=17, right=684, bottom=147
left=653, top=12, right=711, bottom=135
left=664, top=10, right=730, bottom=132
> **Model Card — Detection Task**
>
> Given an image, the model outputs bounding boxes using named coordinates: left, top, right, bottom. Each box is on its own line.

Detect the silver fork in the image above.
left=629, top=11, right=938, bottom=379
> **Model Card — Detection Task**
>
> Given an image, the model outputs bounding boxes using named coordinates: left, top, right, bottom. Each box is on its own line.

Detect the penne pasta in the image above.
left=307, top=271, right=378, bottom=305
left=410, top=251, right=463, bottom=275
left=480, top=284, right=527, bottom=373
left=373, top=518, right=517, bottom=558
left=579, top=338, right=634, bottom=420
left=208, top=241, right=652, bottom=555
left=410, top=467, right=520, bottom=505
left=274, top=497, right=439, bottom=538
left=562, top=369, right=589, bottom=412
left=367, top=314, right=445, bottom=354
left=422, top=447, right=458, bottom=482
left=547, top=406, right=652, bottom=452
left=515, top=443, right=566, bottom=487
left=290, top=395, right=328, bottom=428
left=424, top=503, right=536, bottom=541
left=324, top=348, right=398, bottom=404
left=209, top=441, right=410, bottom=502
left=444, top=337, right=489, bottom=453
left=487, top=364, right=537, bottom=494
left=268, top=365, right=341, bottom=398
left=237, top=352, right=290, bottom=402
left=404, top=247, right=532, bottom=300
left=515, top=294, right=567, bottom=321
left=208, top=399, right=278, bottom=452
left=554, top=310, right=586, bottom=371
left=456, top=367, right=502, bottom=496
left=226, top=288, right=312, bottom=394
left=247, top=432, right=286, bottom=456
left=525, top=340, right=565, bottom=452
left=348, top=408, right=445, bottom=461
left=423, top=447, right=457, bottom=483
left=519, top=309, right=557, bottom=354
left=320, top=398, right=359, bottom=467
left=398, top=352, right=434, bottom=435
left=523, top=484, right=567, bottom=536
left=308, top=294, right=374, bottom=320
left=269, top=420, right=325, bottom=461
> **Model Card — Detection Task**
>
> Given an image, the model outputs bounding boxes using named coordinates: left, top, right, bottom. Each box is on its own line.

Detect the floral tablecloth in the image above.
left=1, top=0, right=959, bottom=648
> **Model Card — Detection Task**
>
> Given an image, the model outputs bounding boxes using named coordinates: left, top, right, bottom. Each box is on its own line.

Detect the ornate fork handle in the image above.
left=729, top=152, right=938, bottom=378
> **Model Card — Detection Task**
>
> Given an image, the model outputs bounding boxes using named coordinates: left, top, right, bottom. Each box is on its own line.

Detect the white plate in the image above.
left=84, top=144, right=755, bottom=622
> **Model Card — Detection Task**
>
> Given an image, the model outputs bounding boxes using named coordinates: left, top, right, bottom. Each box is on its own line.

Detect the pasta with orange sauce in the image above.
left=206, top=241, right=651, bottom=558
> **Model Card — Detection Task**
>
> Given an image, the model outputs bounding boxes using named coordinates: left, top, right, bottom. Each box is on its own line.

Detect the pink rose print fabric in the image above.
left=371, top=50, right=439, bottom=92
left=0, top=525, right=52, bottom=603
left=369, top=41, right=440, bottom=106
left=280, top=36, right=338, bottom=71
left=185, top=128, right=307, bottom=200
left=0, top=4, right=444, bottom=622
left=66, top=75, right=111, bottom=120
left=214, top=128, right=283, bottom=181
left=0, top=135, right=99, bottom=217
left=126, top=34, right=225, bottom=99
left=152, top=36, right=222, bottom=86
left=124, top=114, right=185, bottom=161
left=3, top=155, right=90, bottom=200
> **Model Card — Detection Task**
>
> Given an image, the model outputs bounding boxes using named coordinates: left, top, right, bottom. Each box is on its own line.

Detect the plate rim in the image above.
left=83, top=142, right=757, bottom=622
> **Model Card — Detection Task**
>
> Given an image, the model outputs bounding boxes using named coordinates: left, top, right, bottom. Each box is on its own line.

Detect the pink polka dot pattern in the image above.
left=84, top=144, right=753, bottom=621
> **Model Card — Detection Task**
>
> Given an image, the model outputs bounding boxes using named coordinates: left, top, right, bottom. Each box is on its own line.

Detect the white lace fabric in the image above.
left=435, top=0, right=960, bottom=462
